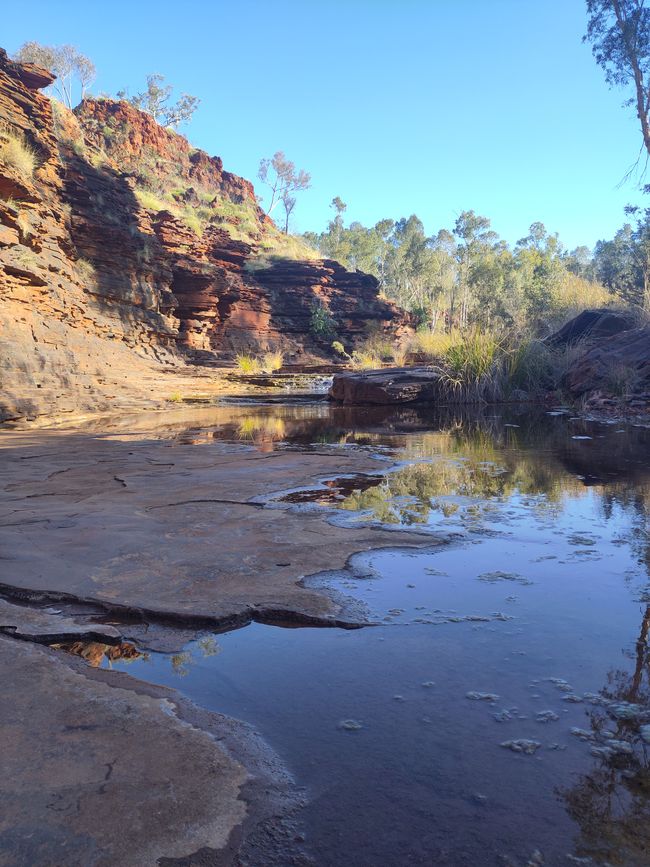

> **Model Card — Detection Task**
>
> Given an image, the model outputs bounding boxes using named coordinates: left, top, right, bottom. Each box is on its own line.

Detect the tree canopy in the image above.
left=305, top=208, right=612, bottom=334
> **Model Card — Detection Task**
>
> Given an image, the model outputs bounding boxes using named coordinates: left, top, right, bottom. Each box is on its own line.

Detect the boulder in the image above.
left=565, top=326, right=650, bottom=396
left=329, top=367, right=441, bottom=405
left=546, top=308, right=636, bottom=346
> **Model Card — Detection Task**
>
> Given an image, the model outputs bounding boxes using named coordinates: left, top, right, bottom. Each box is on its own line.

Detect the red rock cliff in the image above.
left=0, top=48, right=410, bottom=422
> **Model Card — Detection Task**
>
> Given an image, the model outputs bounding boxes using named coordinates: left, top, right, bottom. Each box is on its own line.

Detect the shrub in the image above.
left=75, top=258, right=96, bottom=286
left=0, top=125, right=37, bottom=177
left=310, top=302, right=336, bottom=338
left=605, top=363, right=641, bottom=398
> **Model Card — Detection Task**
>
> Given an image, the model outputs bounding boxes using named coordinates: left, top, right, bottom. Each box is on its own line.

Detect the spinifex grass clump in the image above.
left=234, top=353, right=261, bottom=374
left=431, top=331, right=557, bottom=403
left=234, top=351, right=284, bottom=374
left=260, top=350, right=284, bottom=373
left=0, top=124, right=37, bottom=177
left=438, top=331, right=505, bottom=401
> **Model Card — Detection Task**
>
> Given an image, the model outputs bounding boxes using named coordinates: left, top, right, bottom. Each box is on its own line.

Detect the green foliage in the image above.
left=585, top=0, right=650, bottom=157
left=594, top=206, right=650, bottom=310
left=125, top=74, right=199, bottom=129
left=310, top=302, right=336, bottom=338
left=306, top=208, right=613, bottom=336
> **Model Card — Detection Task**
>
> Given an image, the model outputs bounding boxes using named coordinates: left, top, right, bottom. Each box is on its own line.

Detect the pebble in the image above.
left=421, top=681, right=435, bottom=688
left=466, top=691, right=499, bottom=702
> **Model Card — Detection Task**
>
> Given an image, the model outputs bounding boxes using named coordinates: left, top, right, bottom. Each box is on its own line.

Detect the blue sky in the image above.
left=2, top=0, right=645, bottom=249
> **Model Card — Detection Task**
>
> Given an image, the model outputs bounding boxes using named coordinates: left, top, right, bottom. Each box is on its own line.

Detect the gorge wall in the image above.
left=0, top=49, right=409, bottom=422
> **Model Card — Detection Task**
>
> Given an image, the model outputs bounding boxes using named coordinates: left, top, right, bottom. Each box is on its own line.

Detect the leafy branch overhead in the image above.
left=585, top=0, right=650, bottom=158
left=119, top=74, right=200, bottom=129
left=258, top=151, right=311, bottom=233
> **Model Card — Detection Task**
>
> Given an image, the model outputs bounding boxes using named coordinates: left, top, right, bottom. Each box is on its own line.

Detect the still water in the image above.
left=101, top=403, right=650, bottom=866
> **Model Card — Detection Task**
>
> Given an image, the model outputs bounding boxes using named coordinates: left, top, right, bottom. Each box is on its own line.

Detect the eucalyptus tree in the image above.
left=585, top=0, right=650, bottom=159
left=14, top=42, right=95, bottom=107
left=125, top=74, right=200, bottom=128
left=258, top=152, right=311, bottom=230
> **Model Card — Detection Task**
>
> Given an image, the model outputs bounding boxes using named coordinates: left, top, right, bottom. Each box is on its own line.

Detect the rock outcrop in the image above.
left=0, top=48, right=409, bottom=422
left=565, top=325, right=650, bottom=398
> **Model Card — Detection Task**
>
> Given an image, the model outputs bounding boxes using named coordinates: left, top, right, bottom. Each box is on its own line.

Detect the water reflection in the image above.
left=46, top=403, right=650, bottom=865
left=53, top=640, right=146, bottom=668
left=561, top=605, right=650, bottom=865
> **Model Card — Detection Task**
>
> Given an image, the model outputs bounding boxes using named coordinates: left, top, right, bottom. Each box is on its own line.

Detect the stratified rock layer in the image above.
left=0, top=48, right=409, bottom=422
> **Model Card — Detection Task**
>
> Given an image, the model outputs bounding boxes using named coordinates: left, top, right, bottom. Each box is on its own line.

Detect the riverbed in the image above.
left=2, top=400, right=650, bottom=865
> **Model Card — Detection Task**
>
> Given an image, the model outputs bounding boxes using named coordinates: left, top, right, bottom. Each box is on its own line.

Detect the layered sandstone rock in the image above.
left=0, top=48, right=410, bottom=422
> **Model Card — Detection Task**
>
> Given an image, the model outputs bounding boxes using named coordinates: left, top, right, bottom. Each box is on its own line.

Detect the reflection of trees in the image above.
left=561, top=606, right=650, bottom=865
left=338, top=439, right=586, bottom=525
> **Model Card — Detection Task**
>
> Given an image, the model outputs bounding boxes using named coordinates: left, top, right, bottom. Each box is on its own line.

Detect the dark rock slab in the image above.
left=329, top=367, right=441, bottom=405
left=566, top=325, right=650, bottom=396
left=546, top=308, right=636, bottom=346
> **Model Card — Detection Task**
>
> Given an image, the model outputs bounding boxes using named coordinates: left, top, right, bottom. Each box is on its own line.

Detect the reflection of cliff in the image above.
left=54, top=640, right=145, bottom=668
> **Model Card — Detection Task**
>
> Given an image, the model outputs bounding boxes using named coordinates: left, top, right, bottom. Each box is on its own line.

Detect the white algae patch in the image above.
left=466, top=691, right=499, bottom=702
left=535, top=710, right=559, bottom=723
left=500, top=739, right=542, bottom=755
left=338, top=719, right=363, bottom=732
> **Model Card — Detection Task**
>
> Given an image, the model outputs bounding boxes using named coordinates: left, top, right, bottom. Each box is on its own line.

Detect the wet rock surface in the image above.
left=0, top=416, right=437, bottom=626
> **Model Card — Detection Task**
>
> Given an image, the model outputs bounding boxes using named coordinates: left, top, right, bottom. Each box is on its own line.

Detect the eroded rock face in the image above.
left=0, top=48, right=410, bottom=421
left=0, top=49, right=182, bottom=422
